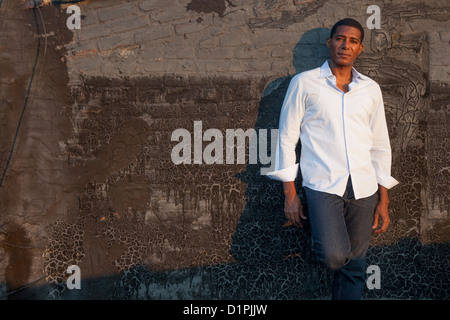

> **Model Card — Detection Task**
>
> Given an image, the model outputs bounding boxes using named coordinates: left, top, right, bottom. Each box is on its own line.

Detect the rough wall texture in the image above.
left=0, top=0, right=448, bottom=299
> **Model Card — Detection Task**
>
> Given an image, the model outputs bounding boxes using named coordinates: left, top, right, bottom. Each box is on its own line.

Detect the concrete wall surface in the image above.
left=0, top=0, right=448, bottom=300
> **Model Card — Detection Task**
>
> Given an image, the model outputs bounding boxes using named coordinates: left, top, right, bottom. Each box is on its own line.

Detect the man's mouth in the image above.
left=338, top=53, right=351, bottom=57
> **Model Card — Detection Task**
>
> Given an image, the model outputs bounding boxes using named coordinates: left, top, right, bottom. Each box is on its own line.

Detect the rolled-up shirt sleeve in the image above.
left=266, top=76, right=304, bottom=182
left=369, top=86, right=399, bottom=189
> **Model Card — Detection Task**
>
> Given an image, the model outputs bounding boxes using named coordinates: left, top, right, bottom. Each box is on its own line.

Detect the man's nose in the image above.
left=341, top=39, right=350, bottom=49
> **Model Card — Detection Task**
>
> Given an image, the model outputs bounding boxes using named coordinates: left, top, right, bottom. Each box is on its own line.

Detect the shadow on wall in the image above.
left=229, top=27, right=331, bottom=264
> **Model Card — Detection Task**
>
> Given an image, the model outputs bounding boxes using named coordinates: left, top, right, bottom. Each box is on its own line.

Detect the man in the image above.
left=267, top=18, right=398, bottom=300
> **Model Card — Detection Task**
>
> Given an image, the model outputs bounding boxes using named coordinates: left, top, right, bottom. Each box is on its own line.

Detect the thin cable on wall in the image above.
left=0, top=0, right=4, bottom=31
left=1, top=2, right=52, bottom=296
left=0, top=1, right=47, bottom=189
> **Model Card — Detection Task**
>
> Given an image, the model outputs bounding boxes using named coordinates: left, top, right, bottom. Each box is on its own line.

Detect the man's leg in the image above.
left=305, top=178, right=376, bottom=300
left=304, top=187, right=350, bottom=271
left=333, top=180, right=376, bottom=300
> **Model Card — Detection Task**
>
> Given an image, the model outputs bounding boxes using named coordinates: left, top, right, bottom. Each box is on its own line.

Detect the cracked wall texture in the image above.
left=0, top=0, right=449, bottom=299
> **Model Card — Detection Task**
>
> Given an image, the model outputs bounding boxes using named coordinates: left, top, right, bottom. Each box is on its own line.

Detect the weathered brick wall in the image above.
left=0, top=0, right=448, bottom=299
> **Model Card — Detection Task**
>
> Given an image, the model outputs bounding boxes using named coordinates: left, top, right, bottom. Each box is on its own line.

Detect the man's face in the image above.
left=327, top=26, right=364, bottom=67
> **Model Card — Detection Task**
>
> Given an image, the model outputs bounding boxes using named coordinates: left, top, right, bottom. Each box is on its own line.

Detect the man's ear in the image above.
left=326, top=37, right=331, bottom=48
left=357, top=43, right=364, bottom=55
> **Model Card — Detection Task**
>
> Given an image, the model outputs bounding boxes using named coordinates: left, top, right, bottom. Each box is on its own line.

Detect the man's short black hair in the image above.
left=330, top=18, right=365, bottom=42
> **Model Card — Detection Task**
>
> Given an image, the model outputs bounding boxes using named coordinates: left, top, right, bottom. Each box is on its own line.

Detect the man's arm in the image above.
left=372, top=184, right=390, bottom=234
left=369, top=85, right=399, bottom=189
left=265, top=76, right=306, bottom=226
left=265, top=75, right=304, bottom=182
left=369, top=85, right=398, bottom=234
left=283, top=181, right=307, bottom=228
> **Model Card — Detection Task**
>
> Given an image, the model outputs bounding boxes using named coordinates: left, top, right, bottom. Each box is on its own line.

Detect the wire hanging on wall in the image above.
left=0, top=0, right=47, bottom=189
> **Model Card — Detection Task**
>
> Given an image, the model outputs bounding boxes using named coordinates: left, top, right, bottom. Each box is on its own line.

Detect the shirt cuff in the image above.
left=265, top=163, right=299, bottom=182
left=377, top=174, right=399, bottom=190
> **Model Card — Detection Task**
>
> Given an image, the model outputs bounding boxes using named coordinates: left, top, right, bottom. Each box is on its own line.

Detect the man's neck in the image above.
left=328, top=60, right=354, bottom=92
left=328, top=60, right=353, bottom=82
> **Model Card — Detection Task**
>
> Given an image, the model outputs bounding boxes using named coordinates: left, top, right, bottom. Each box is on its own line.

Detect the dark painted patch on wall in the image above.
left=186, top=0, right=234, bottom=18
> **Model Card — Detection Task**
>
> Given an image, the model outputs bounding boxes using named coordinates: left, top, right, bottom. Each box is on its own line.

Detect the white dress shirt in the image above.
left=266, top=60, right=399, bottom=199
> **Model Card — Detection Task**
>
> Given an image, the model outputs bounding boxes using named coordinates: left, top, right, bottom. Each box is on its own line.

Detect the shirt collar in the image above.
left=319, top=60, right=364, bottom=81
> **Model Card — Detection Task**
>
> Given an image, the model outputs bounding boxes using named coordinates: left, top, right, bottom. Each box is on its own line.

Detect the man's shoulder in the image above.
left=356, top=70, right=381, bottom=87
left=353, top=69, right=383, bottom=97
left=291, top=66, right=321, bottom=83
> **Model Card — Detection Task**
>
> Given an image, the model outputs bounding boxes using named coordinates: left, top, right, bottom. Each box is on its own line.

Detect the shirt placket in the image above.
left=329, top=76, right=352, bottom=177
left=342, top=92, right=351, bottom=176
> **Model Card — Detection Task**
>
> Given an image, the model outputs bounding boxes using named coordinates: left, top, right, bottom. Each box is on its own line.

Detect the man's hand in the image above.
left=283, top=181, right=307, bottom=228
left=284, top=193, right=306, bottom=227
left=372, top=185, right=390, bottom=234
left=372, top=202, right=390, bottom=234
